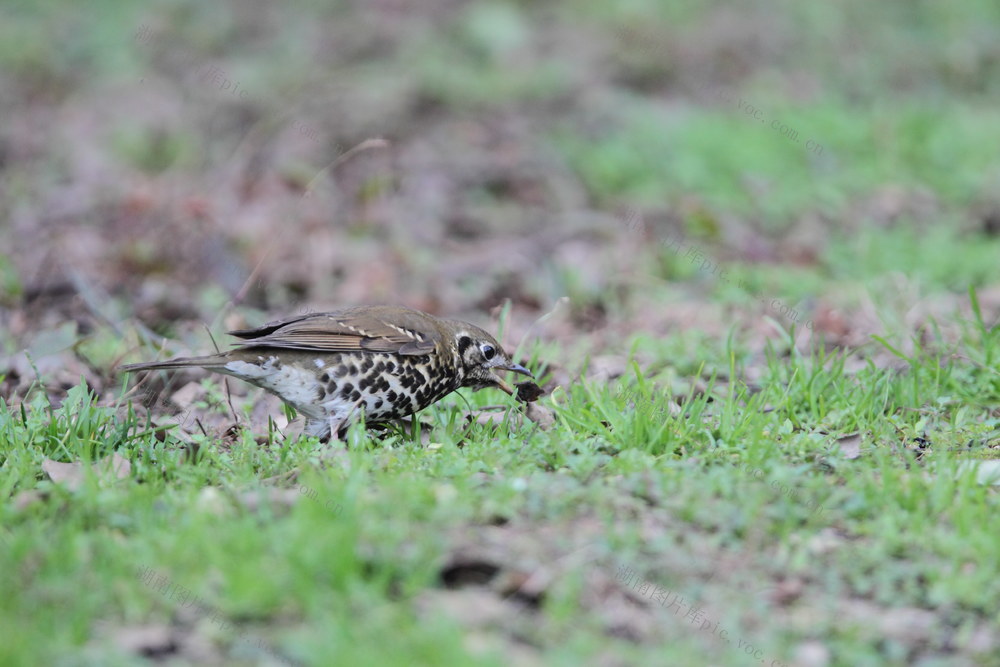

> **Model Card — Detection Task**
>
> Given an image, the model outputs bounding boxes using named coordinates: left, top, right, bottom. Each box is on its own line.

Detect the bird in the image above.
left=120, top=305, right=535, bottom=441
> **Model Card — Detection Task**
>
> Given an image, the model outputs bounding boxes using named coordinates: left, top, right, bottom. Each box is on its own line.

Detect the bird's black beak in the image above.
left=501, top=362, right=533, bottom=378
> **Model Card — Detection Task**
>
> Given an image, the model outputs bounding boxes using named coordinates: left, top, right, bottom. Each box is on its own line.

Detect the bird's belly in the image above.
left=222, top=357, right=327, bottom=420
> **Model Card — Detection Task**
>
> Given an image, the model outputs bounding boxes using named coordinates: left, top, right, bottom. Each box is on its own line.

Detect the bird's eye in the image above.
left=480, top=344, right=496, bottom=360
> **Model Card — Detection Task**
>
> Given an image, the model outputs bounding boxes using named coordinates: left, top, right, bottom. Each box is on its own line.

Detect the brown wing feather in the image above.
left=226, top=306, right=441, bottom=355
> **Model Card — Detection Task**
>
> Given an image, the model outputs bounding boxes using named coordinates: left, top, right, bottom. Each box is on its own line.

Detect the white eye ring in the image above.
left=480, top=344, right=496, bottom=360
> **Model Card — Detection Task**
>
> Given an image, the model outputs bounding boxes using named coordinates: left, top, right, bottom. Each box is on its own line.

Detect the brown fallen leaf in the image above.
left=12, top=489, right=48, bottom=511
left=104, top=453, right=132, bottom=479
left=524, top=402, right=555, bottom=430
left=41, top=459, right=87, bottom=491
left=837, top=433, right=862, bottom=460
left=42, top=453, right=132, bottom=491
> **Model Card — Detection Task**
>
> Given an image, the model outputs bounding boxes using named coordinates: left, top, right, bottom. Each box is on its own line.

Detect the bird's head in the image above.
left=446, top=322, right=533, bottom=394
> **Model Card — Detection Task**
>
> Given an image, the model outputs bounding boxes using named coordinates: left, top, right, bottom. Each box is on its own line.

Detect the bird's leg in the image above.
left=325, top=415, right=348, bottom=442
left=336, top=421, right=351, bottom=441
left=303, top=417, right=334, bottom=442
left=329, top=398, right=368, bottom=443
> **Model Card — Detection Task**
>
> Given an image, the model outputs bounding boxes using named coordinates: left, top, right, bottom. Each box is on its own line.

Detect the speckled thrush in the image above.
left=120, top=305, right=535, bottom=440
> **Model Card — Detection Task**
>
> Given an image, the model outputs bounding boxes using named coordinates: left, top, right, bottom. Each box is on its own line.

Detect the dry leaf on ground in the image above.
left=837, top=434, right=862, bottom=460
left=525, top=402, right=555, bottom=430
left=42, top=454, right=131, bottom=491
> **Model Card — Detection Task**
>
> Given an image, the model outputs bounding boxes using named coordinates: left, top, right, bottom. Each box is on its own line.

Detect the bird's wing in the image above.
left=227, top=306, right=440, bottom=355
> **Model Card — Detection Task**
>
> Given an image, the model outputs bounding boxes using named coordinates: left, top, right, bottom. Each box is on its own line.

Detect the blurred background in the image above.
left=2, top=0, right=999, bottom=403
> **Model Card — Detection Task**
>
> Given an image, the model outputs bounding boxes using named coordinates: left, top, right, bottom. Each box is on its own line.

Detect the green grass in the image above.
left=552, top=99, right=1000, bottom=224
left=3, top=286, right=998, bottom=665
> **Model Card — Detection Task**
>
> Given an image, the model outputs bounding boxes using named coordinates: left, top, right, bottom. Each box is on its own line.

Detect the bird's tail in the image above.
left=119, top=354, right=229, bottom=373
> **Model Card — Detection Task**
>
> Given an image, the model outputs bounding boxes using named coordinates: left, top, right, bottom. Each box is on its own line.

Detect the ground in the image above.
left=2, top=1, right=1000, bottom=665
